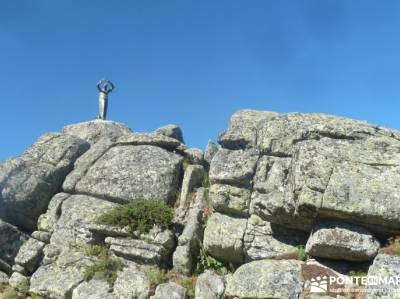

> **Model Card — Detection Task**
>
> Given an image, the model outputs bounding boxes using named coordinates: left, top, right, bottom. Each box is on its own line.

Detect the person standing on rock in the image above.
left=97, top=79, right=114, bottom=120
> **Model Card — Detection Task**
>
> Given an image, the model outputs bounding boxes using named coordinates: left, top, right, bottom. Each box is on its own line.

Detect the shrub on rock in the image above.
left=97, top=199, right=174, bottom=234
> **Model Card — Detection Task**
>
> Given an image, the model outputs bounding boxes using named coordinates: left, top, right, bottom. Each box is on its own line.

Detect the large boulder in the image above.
left=0, top=133, right=89, bottom=231
left=203, top=212, right=247, bottom=264
left=63, top=120, right=132, bottom=144
left=155, top=124, right=184, bottom=143
left=64, top=144, right=183, bottom=203
left=225, top=259, right=304, bottom=299
left=305, top=222, right=380, bottom=262
left=215, top=110, right=400, bottom=235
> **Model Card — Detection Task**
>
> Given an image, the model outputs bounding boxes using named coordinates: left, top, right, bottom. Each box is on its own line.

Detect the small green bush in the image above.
left=84, top=258, right=125, bottom=288
left=82, top=244, right=109, bottom=258
left=97, top=199, right=174, bottom=234
left=196, top=247, right=230, bottom=276
left=296, top=245, right=307, bottom=261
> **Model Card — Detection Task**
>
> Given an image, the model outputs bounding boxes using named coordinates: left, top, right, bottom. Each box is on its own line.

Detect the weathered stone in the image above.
left=184, top=148, right=204, bottom=165
left=117, top=133, right=184, bottom=151
left=49, top=194, right=118, bottom=251
left=209, top=184, right=251, bottom=217
left=0, top=220, right=29, bottom=274
left=219, top=109, right=279, bottom=149
left=174, top=188, right=206, bottom=275
left=113, top=264, right=150, bottom=299
left=365, top=254, right=400, bottom=298
left=87, top=223, right=130, bottom=238
left=12, top=264, right=25, bottom=275
left=72, top=145, right=182, bottom=203
left=179, top=165, right=204, bottom=209
left=250, top=137, right=400, bottom=235
left=150, top=282, right=187, bottom=299
left=173, top=246, right=192, bottom=276
left=216, top=110, right=400, bottom=235
left=106, top=228, right=174, bottom=266
left=14, top=237, right=45, bottom=274
left=306, top=222, right=380, bottom=262
left=195, top=270, right=224, bottom=299
left=204, top=140, right=218, bottom=165
left=106, top=237, right=170, bottom=266
left=139, top=227, right=176, bottom=252
left=30, top=250, right=94, bottom=299
left=209, top=149, right=259, bottom=188
left=62, top=139, right=115, bottom=193
left=225, top=259, right=303, bottom=299
left=37, top=192, right=71, bottom=233
left=203, top=212, right=247, bottom=264
left=72, top=279, right=116, bottom=299
left=0, top=271, right=8, bottom=284
left=244, top=215, right=307, bottom=261
left=63, top=120, right=132, bottom=144
left=31, top=231, right=52, bottom=244
left=8, top=272, right=28, bottom=288
left=177, top=188, right=205, bottom=247
left=155, top=124, right=184, bottom=143
left=0, top=133, right=89, bottom=231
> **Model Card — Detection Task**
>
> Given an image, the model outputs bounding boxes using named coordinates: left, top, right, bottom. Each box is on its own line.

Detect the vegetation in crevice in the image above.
left=296, top=245, right=307, bottom=261
left=0, top=283, right=43, bottom=299
left=195, top=247, right=231, bottom=276
left=96, top=199, right=174, bottom=235
left=82, top=245, right=125, bottom=288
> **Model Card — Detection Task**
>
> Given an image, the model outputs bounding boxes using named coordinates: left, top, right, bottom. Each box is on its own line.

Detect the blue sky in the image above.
left=1, top=1, right=400, bottom=160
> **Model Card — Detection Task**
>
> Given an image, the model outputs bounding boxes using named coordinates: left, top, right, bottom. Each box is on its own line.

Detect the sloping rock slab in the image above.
left=225, top=259, right=304, bottom=299
left=0, top=133, right=89, bottom=230
left=69, top=145, right=183, bottom=203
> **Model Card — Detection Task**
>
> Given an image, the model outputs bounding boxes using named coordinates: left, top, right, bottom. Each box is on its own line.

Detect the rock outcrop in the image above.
left=2, top=110, right=400, bottom=298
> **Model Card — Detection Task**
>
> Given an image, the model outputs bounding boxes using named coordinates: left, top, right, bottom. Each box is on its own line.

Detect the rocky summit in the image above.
left=1, top=112, right=400, bottom=298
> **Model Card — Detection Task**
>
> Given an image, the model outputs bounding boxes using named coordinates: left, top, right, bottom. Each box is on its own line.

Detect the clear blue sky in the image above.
left=1, top=1, right=400, bottom=161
